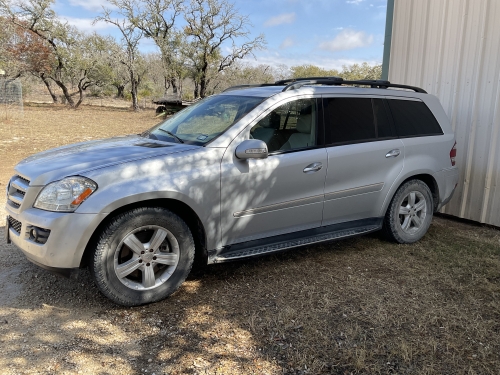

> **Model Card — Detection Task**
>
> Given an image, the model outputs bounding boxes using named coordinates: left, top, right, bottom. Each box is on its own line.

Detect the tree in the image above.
left=339, top=62, right=382, bottom=81
left=290, top=64, right=340, bottom=79
left=2, top=17, right=59, bottom=101
left=209, top=62, right=274, bottom=93
left=109, top=60, right=130, bottom=99
left=290, top=62, right=382, bottom=81
left=184, top=0, right=265, bottom=98
left=110, top=0, right=184, bottom=97
left=96, top=6, right=144, bottom=110
left=0, top=0, right=115, bottom=108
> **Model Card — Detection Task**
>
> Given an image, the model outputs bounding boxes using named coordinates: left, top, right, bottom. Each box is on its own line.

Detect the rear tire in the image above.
left=383, top=180, right=433, bottom=244
left=90, top=207, right=194, bottom=306
left=155, top=105, right=167, bottom=114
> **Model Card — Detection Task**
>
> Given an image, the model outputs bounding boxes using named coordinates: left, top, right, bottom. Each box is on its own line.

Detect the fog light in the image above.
left=27, top=225, right=51, bottom=244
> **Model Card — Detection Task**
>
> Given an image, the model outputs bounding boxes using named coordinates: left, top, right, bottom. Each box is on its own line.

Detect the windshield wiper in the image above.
left=157, top=128, right=185, bottom=144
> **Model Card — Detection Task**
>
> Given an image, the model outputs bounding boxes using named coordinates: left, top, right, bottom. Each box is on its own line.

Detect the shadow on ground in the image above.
left=0, top=217, right=499, bottom=375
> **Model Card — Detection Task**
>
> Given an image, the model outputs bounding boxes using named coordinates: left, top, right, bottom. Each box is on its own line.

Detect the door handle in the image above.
left=303, top=162, right=323, bottom=173
left=385, top=149, right=401, bottom=158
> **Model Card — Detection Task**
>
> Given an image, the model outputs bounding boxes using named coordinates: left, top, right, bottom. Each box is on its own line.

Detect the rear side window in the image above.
left=323, top=98, right=396, bottom=145
left=387, top=99, right=443, bottom=137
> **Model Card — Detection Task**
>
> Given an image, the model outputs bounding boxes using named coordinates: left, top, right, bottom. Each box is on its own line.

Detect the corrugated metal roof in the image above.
left=389, top=0, right=500, bottom=227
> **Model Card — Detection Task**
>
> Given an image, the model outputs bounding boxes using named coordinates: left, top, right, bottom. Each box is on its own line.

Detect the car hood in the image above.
left=15, top=135, right=198, bottom=186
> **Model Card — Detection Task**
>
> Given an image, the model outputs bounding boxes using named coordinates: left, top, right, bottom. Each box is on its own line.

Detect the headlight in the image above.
left=34, top=177, right=97, bottom=212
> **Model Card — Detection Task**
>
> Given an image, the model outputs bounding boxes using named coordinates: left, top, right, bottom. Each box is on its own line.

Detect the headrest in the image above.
left=300, top=105, right=312, bottom=115
left=261, top=112, right=281, bottom=129
left=297, top=114, right=312, bottom=134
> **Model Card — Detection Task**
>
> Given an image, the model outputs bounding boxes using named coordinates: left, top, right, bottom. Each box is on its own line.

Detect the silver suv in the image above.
left=5, top=78, right=459, bottom=306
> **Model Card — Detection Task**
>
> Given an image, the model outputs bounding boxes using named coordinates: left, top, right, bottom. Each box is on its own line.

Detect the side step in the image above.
left=209, top=222, right=381, bottom=263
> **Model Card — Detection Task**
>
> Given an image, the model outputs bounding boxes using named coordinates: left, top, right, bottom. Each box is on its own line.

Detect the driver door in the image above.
left=220, top=97, right=327, bottom=246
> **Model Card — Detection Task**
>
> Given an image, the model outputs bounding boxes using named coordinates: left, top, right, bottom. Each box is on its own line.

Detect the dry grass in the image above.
left=0, top=105, right=499, bottom=375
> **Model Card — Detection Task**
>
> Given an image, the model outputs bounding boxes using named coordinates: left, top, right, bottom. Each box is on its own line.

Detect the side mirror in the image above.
left=235, top=139, right=268, bottom=159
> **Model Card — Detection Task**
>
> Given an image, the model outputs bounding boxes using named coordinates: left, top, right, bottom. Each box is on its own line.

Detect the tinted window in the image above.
left=387, top=99, right=443, bottom=137
left=324, top=98, right=376, bottom=144
left=373, top=99, right=395, bottom=138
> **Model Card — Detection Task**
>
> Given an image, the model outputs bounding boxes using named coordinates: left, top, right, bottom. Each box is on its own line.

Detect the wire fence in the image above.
left=0, top=78, right=23, bottom=120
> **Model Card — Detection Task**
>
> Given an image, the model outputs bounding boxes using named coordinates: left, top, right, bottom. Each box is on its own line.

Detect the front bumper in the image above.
left=6, top=205, right=106, bottom=270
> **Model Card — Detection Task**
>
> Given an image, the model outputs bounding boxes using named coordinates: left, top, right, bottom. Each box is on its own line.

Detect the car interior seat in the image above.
left=280, top=106, right=315, bottom=150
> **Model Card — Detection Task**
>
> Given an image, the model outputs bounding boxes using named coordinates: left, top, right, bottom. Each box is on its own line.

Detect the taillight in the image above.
left=450, top=141, right=457, bottom=166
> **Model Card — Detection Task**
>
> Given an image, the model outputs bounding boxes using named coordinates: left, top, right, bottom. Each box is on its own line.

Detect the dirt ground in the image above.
left=0, top=105, right=499, bottom=375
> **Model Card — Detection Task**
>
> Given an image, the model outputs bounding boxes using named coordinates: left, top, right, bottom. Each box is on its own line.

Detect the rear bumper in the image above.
left=433, top=167, right=459, bottom=211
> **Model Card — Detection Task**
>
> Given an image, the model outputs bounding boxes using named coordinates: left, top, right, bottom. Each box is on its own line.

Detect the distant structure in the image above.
left=0, top=76, right=24, bottom=119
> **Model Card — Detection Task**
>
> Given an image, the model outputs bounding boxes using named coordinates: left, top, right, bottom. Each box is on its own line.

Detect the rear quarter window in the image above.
left=386, top=99, right=443, bottom=137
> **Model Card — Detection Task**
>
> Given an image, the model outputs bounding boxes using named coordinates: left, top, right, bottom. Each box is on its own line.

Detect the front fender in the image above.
left=76, top=147, right=225, bottom=250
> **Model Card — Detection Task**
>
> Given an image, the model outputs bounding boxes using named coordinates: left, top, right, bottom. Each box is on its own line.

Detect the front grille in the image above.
left=7, top=216, right=22, bottom=234
left=9, top=201, right=20, bottom=208
left=16, top=175, right=30, bottom=185
left=7, top=175, right=30, bottom=209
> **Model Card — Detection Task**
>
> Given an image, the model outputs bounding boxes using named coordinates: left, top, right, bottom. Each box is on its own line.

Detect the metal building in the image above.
left=382, top=0, right=500, bottom=227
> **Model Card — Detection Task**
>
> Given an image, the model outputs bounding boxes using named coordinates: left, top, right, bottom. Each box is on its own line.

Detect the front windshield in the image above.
left=145, top=95, right=264, bottom=145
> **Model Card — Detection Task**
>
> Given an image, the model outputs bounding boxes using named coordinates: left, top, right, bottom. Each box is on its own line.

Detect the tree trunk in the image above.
left=193, top=81, right=199, bottom=99
left=74, top=86, right=84, bottom=109
left=116, top=85, right=125, bottom=98
left=199, top=61, right=209, bottom=98
left=130, top=72, right=140, bottom=111
left=52, top=79, right=75, bottom=107
left=163, top=77, right=170, bottom=97
left=41, top=75, right=58, bottom=103
left=199, top=77, right=207, bottom=98
left=170, top=78, right=178, bottom=95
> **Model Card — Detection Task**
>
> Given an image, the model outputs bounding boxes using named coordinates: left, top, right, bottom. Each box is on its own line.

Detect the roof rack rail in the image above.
left=281, top=77, right=427, bottom=93
left=275, top=76, right=343, bottom=85
left=222, top=77, right=427, bottom=94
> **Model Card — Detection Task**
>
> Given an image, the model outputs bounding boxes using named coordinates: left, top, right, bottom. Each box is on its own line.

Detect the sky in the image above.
left=53, top=0, right=388, bottom=71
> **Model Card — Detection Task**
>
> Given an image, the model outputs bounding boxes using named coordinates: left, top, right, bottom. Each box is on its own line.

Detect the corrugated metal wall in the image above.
left=388, top=0, right=500, bottom=227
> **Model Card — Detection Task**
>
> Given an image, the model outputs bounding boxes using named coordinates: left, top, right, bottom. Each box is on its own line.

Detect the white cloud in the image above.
left=264, top=13, right=296, bottom=27
left=346, top=0, right=365, bottom=4
left=68, top=0, right=113, bottom=12
left=61, top=16, right=113, bottom=33
left=319, top=29, right=374, bottom=52
left=280, top=37, right=294, bottom=49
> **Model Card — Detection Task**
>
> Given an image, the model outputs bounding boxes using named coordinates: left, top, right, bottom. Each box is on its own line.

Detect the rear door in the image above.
left=321, top=97, right=405, bottom=226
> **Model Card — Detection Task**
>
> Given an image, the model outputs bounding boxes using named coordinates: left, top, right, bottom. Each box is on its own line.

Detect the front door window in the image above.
left=250, top=98, right=317, bottom=152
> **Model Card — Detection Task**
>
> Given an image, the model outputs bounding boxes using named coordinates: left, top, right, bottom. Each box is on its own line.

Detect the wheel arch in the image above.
left=382, top=173, right=440, bottom=216
left=80, top=198, right=208, bottom=270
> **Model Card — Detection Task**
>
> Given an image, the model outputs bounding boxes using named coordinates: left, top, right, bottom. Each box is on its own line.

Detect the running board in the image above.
left=209, top=220, right=381, bottom=264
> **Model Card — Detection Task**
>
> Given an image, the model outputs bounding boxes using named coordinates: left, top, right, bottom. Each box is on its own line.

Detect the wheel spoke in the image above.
left=116, top=258, right=142, bottom=279
left=124, top=234, right=145, bottom=255
left=149, top=229, right=168, bottom=252
left=412, top=215, right=422, bottom=228
left=142, top=265, right=156, bottom=288
left=414, top=200, right=426, bottom=212
left=399, top=206, right=410, bottom=215
left=409, top=192, right=416, bottom=206
left=402, top=216, right=411, bottom=231
left=153, top=253, right=178, bottom=266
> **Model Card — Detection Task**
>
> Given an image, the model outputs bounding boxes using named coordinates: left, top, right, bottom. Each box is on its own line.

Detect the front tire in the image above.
left=383, top=180, right=433, bottom=244
left=90, top=207, right=194, bottom=306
